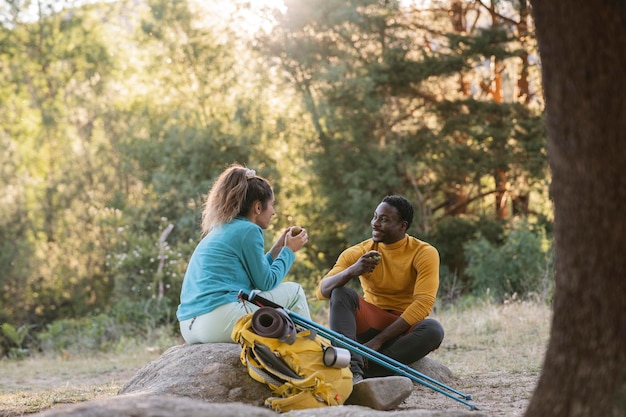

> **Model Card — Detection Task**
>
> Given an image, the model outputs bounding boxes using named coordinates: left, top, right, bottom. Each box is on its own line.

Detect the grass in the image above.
left=417, top=299, right=552, bottom=416
left=0, top=340, right=179, bottom=416
left=431, top=299, right=551, bottom=375
left=0, top=299, right=552, bottom=416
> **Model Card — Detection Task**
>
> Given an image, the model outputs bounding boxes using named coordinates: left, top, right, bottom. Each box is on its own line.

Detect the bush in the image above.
left=0, top=323, right=34, bottom=359
left=30, top=296, right=179, bottom=356
left=36, top=314, right=121, bottom=353
left=105, top=219, right=191, bottom=307
left=464, top=220, right=554, bottom=302
left=109, top=296, right=178, bottom=334
left=437, top=265, right=466, bottom=307
left=430, top=215, right=506, bottom=301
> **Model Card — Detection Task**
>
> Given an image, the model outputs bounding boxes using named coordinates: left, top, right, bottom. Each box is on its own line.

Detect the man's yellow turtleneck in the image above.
left=316, top=235, right=439, bottom=325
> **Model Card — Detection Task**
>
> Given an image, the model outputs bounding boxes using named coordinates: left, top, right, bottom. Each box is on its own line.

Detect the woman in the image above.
left=177, top=164, right=311, bottom=343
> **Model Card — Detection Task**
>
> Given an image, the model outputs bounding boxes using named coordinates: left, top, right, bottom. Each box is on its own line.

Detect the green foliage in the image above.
left=0, top=0, right=551, bottom=356
left=464, top=220, right=554, bottom=302
left=0, top=323, right=34, bottom=358
left=431, top=215, right=505, bottom=274
left=261, top=0, right=547, bottom=257
left=109, top=297, right=178, bottom=331
left=430, top=215, right=506, bottom=304
left=0, top=200, right=33, bottom=325
left=0, top=296, right=180, bottom=358
left=37, top=314, right=121, bottom=353
left=0, top=1, right=124, bottom=325
left=36, top=297, right=178, bottom=355
left=104, top=219, right=191, bottom=305
left=431, top=99, right=547, bottom=193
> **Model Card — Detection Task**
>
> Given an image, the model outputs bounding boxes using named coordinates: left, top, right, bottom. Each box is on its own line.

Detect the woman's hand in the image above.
left=285, top=226, right=308, bottom=253
left=268, top=228, right=290, bottom=259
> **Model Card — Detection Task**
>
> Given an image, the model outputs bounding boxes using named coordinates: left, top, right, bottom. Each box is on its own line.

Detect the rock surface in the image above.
left=346, top=376, right=414, bottom=410
left=34, top=394, right=276, bottom=417
left=33, top=343, right=486, bottom=417
left=118, top=343, right=269, bottom=405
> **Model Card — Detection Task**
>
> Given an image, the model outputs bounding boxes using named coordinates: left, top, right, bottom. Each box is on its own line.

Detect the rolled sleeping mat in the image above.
left=251, top=307, right=297, bottom=344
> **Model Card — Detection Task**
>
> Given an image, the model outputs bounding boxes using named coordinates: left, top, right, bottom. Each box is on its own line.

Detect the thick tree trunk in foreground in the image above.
left=526, top=2, right=626, bottom=417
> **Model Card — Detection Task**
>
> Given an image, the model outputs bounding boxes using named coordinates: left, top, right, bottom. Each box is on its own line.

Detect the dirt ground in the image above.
left=0, top=301, right=550, bottom=417
left=0, top=360, right=539, bottom=417
left=406, top=300, right=548, bottom=417
left=399, top=369, right=539, bottom=416
left=0, top=345, right=542, bottom=417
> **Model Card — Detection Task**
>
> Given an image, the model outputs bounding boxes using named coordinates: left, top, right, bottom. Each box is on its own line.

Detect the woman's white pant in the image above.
left=179, top=282, right=311, bottom=343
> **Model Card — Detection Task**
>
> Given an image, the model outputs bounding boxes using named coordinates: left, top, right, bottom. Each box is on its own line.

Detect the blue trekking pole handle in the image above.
left=238, top=290, right=479, bottom=411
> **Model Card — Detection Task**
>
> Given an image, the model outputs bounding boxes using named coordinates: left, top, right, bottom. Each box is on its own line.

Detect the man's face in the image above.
left=370, top=202, right=407, bottom=244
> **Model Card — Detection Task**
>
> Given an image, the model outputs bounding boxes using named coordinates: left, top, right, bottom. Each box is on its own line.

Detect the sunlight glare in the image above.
left=195, top=0, right=286, bottom=36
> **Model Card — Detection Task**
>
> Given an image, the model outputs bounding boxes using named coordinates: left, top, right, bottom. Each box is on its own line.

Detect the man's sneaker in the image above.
left=346, top=376, right=413, bottom=410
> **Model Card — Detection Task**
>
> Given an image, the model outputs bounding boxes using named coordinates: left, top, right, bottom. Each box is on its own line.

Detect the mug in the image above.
left=322, top=346, right=351, bottom=368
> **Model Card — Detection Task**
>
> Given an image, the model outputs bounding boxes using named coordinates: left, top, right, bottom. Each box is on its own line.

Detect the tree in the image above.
left=104, top=0, right=320, bottom=303
left=525, top=1, right=626, bottom=416
left=259, top=0, right=548, bottom=283
left=411, top=0, right=546, bottom=220
left=0, top=1, right=121, bottom=323
left=0, top=0, right=319, bottom=330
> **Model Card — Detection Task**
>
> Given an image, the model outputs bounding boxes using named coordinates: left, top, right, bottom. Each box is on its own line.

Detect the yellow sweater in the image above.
left=316, top=235, right=439, bottom=326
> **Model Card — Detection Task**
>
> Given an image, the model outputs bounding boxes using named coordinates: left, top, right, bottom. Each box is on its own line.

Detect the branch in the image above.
left=476, top=0, right=520, bottom=26
left=432, top=188, right=501, bottom=214
left=156, top=224, right=175, bottom=303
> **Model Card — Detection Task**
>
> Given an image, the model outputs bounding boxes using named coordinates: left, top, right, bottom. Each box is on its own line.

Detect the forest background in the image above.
left=0, top=0, right=553, bottom=358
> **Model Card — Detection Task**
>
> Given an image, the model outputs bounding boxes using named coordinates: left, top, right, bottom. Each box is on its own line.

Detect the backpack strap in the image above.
left=253, top=343, right=302, bottom=380
left=243, top=347, right=285, bottom=389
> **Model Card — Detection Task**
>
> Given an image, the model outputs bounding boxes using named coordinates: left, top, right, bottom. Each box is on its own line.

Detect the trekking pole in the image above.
left=239, top=290, right=479, bottom=411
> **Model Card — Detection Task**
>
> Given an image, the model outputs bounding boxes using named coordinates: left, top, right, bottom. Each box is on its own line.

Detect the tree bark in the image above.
left=526, top=1, right=626, bottom=416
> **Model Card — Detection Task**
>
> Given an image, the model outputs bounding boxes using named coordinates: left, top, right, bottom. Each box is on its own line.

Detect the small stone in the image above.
left=345, top=376, right=413, bottom=410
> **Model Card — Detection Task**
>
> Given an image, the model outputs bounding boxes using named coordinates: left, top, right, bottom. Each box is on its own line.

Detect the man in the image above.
left=316, top=195, right=444, bottom=383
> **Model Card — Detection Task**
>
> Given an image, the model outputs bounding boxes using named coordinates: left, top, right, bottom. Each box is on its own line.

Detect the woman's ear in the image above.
left=254, top=201, right=262, bottom=214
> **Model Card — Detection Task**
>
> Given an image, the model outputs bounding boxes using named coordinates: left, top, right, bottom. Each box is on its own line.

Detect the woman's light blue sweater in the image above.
left=176, top=217, right=295, bottom=321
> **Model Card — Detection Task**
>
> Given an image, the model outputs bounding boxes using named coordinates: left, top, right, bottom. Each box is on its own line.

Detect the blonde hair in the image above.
left=201, top=164, right=273, bottom=235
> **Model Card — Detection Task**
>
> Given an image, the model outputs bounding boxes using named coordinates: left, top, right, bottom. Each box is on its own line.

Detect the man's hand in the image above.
left=352, top=250, right=382, bottom=276
left=319, top=251, right=381, bottom=298
left=365, top=317, right=411, bottom=351
left=364, top=338, right=384, bottom=352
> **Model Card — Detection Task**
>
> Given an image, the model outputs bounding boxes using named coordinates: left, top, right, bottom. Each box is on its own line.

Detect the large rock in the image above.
left=33, top=393, right=276, bottom=417
left=119, top=343, right=458, bottom=409
left=118, top=343, right=455, bottom=403
left=32, top=343, right=486, bottom=417
left=118, top=343, right=270, bottom=405
left=33, top=394, right=485, bottom=417
left=410, top=356, right=455, bottom=385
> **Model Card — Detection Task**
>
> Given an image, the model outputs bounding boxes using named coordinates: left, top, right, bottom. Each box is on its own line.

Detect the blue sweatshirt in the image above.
left=176, top=217, right=295, bottom=321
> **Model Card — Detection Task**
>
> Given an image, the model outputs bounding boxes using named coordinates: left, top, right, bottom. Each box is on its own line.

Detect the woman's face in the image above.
left=255, top=194, right=276, bottom=229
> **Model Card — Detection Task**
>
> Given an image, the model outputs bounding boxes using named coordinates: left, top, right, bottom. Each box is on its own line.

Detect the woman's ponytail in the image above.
left=201, top=164, right=272, bottom=236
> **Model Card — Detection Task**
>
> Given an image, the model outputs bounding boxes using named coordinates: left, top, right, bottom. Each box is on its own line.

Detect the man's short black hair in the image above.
left=382, top=195, right=413, bottom=230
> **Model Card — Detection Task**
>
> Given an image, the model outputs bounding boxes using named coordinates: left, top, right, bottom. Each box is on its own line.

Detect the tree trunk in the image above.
left=485, top=3, right=509, bottom=220
left=517, top=0, right=532, bottom=105
left=526, top=1, right=626, bottom=417
left=494, top=166, right=509, bottom=219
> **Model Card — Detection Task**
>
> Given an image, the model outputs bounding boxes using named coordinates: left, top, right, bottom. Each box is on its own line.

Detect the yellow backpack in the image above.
left=231, top=310, right=353, bottom=412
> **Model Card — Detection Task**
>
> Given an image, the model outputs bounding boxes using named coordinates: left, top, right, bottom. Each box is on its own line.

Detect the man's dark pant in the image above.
left=329, top=286, right=444, bottom=378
